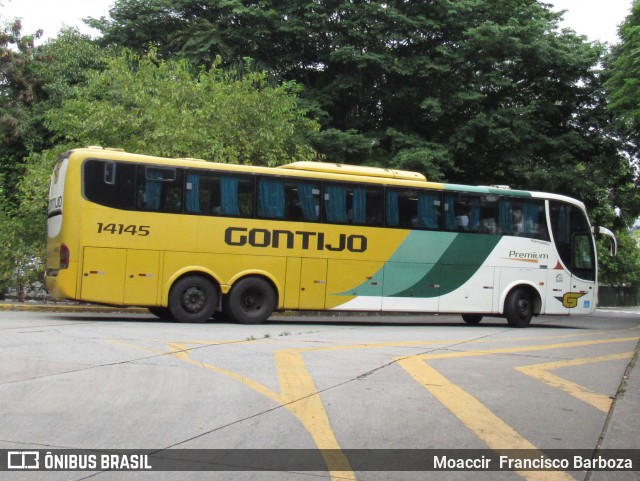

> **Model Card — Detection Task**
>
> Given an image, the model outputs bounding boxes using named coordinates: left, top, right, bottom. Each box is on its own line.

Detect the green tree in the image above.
left=0, top=19, right=47, bottom=294
left=12, top=49, right=318, bottom=294
left=598, top=230, right=640, bottom=288
left=0, top=26, right=110, bottom=295
left=600, top=0, right=640, bottom=286
left=43, top=50, right=318, bottom=165
left=605, top=0, right=640, bottom=153
left=1, top=21, right=319, bottom=295
left=88, top=1, right=636, bottom=225
left=0, top=19, right=45, bottom=205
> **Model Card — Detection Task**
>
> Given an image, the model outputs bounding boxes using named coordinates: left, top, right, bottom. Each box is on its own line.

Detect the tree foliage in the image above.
left=0, top=22, right=318, bottom=294
left=605, top=0, right=640, bottom=164
left=0, top=20, right=48, bottom=292
left=44, top=50, right=318, bottom=165
left=89, top=0, right=638, bottom=227
left=0, top=20, right=45, bottom=206
left=598, top=231, right=640, bottom=288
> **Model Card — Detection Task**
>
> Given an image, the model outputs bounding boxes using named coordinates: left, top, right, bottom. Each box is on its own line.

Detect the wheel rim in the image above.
left=182, top=286, right=207, bottom=314
left=240, top=287, right=265, bottom=314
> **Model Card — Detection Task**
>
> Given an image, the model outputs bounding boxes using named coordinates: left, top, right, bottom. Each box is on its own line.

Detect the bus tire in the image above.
left=148, top=307, right=172, bottom=320
left=462, top=314, right=483, bottom=325
left=504, top=287, right=533, bottom=328
left=224, top=276, right=276, bottom=325
left=168, top=276, right=218, bottom=323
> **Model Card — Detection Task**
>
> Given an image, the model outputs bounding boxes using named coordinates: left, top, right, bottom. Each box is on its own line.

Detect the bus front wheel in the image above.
left=504, top=287, right=533, bottom=328
left=462, top=314, right=483, bottom=325
left=224, top=277, right=277, bottom=325
left=169, top=276, right=218, bottom=323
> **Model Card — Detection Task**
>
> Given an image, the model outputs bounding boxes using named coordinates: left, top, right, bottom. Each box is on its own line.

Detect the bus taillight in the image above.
left=60, top=243, right=70, bottom=269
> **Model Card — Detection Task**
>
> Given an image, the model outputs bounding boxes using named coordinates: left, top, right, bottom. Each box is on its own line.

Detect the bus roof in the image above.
left=278, top=161, right=427, bottom=182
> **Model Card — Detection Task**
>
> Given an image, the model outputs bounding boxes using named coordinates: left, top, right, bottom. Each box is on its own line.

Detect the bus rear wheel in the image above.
left=169, top=276, right=218, bottom=323
left=504, top=287, right=533, bottom=328
left=224, top=277, right=276, bottom=325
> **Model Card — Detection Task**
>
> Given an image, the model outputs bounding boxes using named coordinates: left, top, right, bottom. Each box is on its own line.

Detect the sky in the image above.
left=0, top=0, right=635, bottom=45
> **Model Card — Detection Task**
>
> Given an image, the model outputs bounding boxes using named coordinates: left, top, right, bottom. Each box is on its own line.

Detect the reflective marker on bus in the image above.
left=45, top=147, right=616, bottom=326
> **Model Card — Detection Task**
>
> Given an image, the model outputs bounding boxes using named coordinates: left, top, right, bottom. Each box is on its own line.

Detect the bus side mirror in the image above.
left=593, top=226, right=617, bottom=256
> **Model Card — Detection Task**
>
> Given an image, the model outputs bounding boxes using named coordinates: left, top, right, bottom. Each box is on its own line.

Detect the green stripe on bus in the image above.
left=391, top=234, right=501, bottom=298
left=335, top=232, right=501, bottom=298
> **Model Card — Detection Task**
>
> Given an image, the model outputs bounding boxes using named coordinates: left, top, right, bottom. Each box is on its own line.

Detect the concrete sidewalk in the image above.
left=590, top=340, right=640, bottom=481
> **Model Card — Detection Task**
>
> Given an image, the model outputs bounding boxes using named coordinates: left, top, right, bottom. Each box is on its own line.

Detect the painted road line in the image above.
left=398, top=355, right=577, bottom=481
left=396, top=337, right=639, bottom=481
left=516, top=352, right=634, bottom=413
left=169, top=343, right=356, bottom=481
left=111, top=335, right=639, bottom=481
left=112, top=338, right=356, bottom=480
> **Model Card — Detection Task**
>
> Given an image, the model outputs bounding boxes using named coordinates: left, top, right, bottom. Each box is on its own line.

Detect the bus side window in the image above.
left=523, top=200, right=550, bottom=241
left=444, top=193, right=480, bottom=232
left=286, top=181, right=320, bottom=222
left=104, top=161, right=116, bottom=184
left=416, top=191, right=441, bottom=229
left=385, top=189, right=402, bottom=227
left=362, top=186, right=383, bottom=226
left=237, top=176, right=255, bottom=217
left=185, top=171, right=221, bottom=215
left=324, top=183, right=348, bottom=223
left=499, top=198, right=549, bottom=240
left=387, top=188, right=442, bottom=230
left=257, top=177, right=285, bottom=219
left=258, top=177, right=322, bottom=222
left=324, top=183, right=383, bottom=226
left=137, top=166, right=183, bottom=213
left=83, top=160, right=136, bottom=210
left=479, top=195, right=499, bottom=234
left=215, top=174, right=255, bottom=217
left=498, top=198, right=515, bottom=235
left=573, top=234, right=594, bottom=269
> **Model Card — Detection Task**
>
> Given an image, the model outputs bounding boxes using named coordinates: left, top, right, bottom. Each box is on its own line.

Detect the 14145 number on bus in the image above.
left=97, top=223, right=150, bottom=236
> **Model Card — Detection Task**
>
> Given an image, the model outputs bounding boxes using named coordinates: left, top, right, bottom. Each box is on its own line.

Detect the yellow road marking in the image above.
left=274, top=349, right=354, bottom=477
left=396, top=337, right=639, bottom=481
left=112, top=339, right=355, bottom=479
left=415, top=336, right=639, bottom=361
left=516, top=352, right=634, bottom=412
left=398, top=356, right=577, bottom=481
left=111, top=333, right=639, bottom=481
left=170, top=343, right=356, bottom=481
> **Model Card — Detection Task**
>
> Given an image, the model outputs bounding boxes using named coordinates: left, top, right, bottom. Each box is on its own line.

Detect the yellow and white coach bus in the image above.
left=45, top=147, right=616, bottom=327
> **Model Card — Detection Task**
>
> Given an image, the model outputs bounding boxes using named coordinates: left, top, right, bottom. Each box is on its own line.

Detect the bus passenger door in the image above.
left=548, top=201, right=598, bottom=314
left=81, top=247, right=126, bottom=304
left=326, top=260, right=383, bottom=310
left=546, top=233, right=596, bottom=315
left=124, top=250, right=160, bottom=306
left=567, top=232, right=597, bottom=314
left=299, top=258, right=327, bottom=310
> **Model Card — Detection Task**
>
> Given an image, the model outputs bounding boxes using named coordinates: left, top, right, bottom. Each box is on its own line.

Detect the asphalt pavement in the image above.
left=589, top=308, right=640, bottom=481
left=2, top=301, right=639, bottom=480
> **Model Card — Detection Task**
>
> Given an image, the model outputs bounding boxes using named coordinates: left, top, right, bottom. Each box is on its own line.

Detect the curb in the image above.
left=0, top=303, right=149, bottom=314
